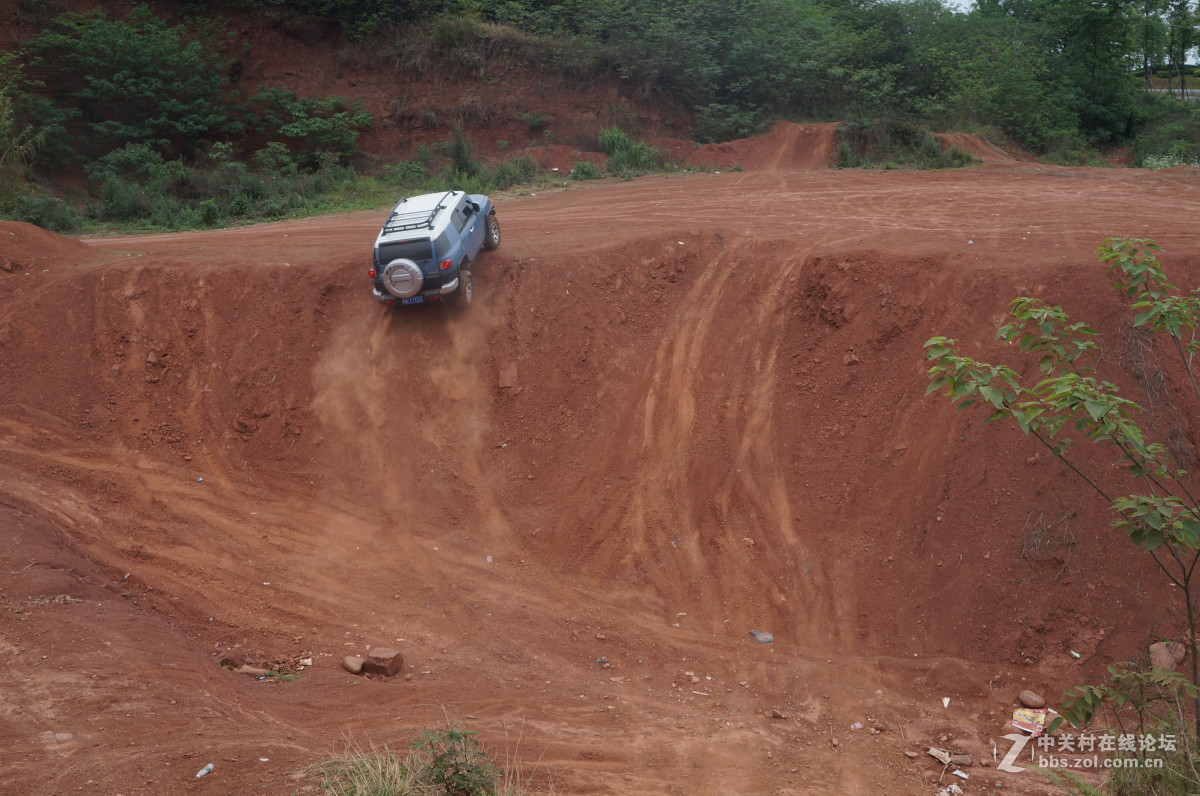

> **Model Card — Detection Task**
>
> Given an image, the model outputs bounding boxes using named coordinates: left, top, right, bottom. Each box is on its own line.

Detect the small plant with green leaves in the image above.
left=569, top=160, right=603, bottom=180
left=411, top=728, right=500, bottom=796
left=925, top=238, right=1200, bottom=749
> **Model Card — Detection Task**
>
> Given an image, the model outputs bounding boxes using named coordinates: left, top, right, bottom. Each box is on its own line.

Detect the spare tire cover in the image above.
left=382, top=259, right=423, bottom=298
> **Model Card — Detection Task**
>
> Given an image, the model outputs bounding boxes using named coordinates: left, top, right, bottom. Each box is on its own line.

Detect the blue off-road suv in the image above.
left=369, top=190, right=500, bottom=306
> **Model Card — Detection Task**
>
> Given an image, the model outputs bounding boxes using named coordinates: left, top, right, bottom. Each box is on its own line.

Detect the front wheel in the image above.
left=483, top=212, right=501, bottom=250
left=459, top=268, right=474, bottom=304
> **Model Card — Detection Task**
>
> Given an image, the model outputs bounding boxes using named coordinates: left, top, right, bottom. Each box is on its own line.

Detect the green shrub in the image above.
left=569, top=160, right=603, bottom=180
left=5, top=194, right=82, bottom=233
left=490, top=155, right=538, bottom=188
left=412, top=728, right=500, bottom=796
left=597, top=126, right=631, bottom=156
left=252, top=87, right=372, bottom=169
left=101, top=178, right=154, bottom=220
left=382, top=160, right=427, bottom=185
left=835, top=118, right=976, bottom=170
left=22, top=5, right=235, bottom=162
left=693, top=103, right=762, bottom=143
left=597, top=126, right=664, bottom=176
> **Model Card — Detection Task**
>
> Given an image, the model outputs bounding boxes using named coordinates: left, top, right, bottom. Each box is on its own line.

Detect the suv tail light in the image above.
left=439, top=259, right=452, bottom=271
left=368, top=268, right=377, bottom=278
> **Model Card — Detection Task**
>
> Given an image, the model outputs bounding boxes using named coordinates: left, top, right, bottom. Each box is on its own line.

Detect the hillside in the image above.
left=3, top=121, right=1200, bottom=792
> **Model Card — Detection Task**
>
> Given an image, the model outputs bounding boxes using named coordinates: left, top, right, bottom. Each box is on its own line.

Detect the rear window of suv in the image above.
left=378, top=239, right=434, bottom=262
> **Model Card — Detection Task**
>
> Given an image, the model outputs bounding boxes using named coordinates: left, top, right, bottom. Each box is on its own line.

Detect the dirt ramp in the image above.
left=685, top=120, right=837, bottom=171
left=936, top=132, right=1022, bottom=164
left=0, top=220, right=101, bottom=273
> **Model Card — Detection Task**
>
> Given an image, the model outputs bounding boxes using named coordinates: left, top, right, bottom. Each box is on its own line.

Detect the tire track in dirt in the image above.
left=558, top=234, right=841, bottom=647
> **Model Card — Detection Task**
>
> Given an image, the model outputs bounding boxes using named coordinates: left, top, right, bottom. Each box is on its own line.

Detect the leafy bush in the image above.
left=693, top=103, right=763, bottom=144
left=490, top=155, right=539, bottom=189
left=569, top=160, right=604, bottom=180
left=22, top=5, right=235, bottom=162
left=1132, top=103, right=1200, bottom=168
left=835, top=118, right=976, bottom=170
left=4, top=193, right=82, bottom=233
left=411, top=728, right=500, bottom=796
left=252, top=87, right=372, bottom=169
left=597, top=126, right=664, bottom=176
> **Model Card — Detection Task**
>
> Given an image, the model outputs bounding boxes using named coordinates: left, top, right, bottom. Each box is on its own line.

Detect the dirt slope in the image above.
left=4, top=155, right=1200, bottom=795
left=685, top=121, right=838, bottom=171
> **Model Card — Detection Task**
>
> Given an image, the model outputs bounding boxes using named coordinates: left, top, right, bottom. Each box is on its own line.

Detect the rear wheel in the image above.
left=459, top=268, right=474, bottom=304
left=483, top=212, right=500, bottom=250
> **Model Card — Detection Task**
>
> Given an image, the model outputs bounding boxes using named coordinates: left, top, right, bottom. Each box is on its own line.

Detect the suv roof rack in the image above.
left=382, top=190, right=456, bottom=235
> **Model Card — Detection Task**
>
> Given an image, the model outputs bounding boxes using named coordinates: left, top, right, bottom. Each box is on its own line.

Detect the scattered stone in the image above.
left=843, top=351, right=860, bottom=365
left=342, top=655, right=365, bottom=675
left=928, top=747, right=952, bottom=765
left=981, top=758, right=991, bottom=767
left=362, top=647, right=404, bottom=677
left=218, top=650, right=247, bottom=668
left=498, top=363, right=518, bottom=389
left=904, top=750, right=919, bottom=759
left=235, top=664, right=267, bottom=677
left=770, top=709, right=789, bottom=719
left=1018, top=690, right=1045, bottom=709
left=950, top=754, right=974, bottom=767
left=831, top=737, right=839, bottom=748
left=300, top=658, right=313, bottom=667
left=1150, top=641, right=1187, bottom=671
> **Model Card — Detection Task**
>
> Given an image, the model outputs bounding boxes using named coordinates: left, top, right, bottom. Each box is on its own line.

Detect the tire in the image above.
left=381, top=259, right=423, bottom=298
left=459, top=268, right=474, bottom=305
left=483, top=212, right=501, bottom=250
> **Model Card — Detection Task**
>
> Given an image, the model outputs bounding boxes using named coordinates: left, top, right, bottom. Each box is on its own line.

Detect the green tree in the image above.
left=22, top=5, right=235, bottom=162
left=0, top=54, right=42, bottom=175
left=252, top=87, right=372, bottom=169
left=926, top=239, right=1200, bottom=740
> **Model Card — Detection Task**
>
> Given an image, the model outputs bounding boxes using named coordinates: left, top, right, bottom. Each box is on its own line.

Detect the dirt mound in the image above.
left=685, top=120, right=838, bottom=171
left=936, top=132, right=1023, bottom=164
left=0, top=220, right=102, bottom=273
left=5, top=164, right=1200, bottom=794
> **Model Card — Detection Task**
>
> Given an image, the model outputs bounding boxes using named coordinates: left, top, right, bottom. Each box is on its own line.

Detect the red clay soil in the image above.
left=5, top=126, right=1200, bottom=796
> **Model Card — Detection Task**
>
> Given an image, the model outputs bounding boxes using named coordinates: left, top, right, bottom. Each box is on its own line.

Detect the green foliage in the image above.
left=1132, top=99, right=1200, bottom=167
left=22, top=5, right=235, bottom=162
left=598, top=126, right=663, bottom=176
left=835, top=118, right=976, bottom=170
left=411, top=728, right=499, bottom=796
left=313, top=727, right=531, bottom=796
left=693, top=103, right=763, bottom=144
left=252, top=87, right=372, bottom=169
left=0, top=54, right=43, bottom=174
left=569, top=160, right=604, bottom=180
left=3, top=193, right=82, bottom=233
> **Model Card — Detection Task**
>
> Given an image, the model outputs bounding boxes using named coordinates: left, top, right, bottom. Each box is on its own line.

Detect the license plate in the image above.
left=401, top=296, right=424, bottom=305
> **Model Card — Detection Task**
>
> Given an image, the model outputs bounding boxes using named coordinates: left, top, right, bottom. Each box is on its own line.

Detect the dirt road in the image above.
left=3, top=124, right=1200, bottom=794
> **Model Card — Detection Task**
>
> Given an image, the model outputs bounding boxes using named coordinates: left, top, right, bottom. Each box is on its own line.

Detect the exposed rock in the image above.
left=1150, top=641, right=1187, bottom=671
left=498, top=363, right=518, bottom=389
left=362, top=647, right=404, bottom=677
left=218, top=649, right=247, bottom=668
left=1018, top=690, right=1045, bottom=709
left=342, top=655, right=365, bottom=674
left=950, top=754, right=974, bottom=767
